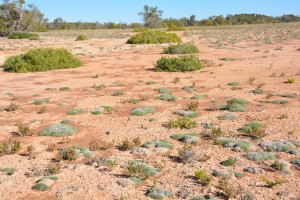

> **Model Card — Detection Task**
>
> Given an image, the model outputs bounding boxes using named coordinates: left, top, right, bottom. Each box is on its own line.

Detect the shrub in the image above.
left=167, top=24, right=186, bottom=31
left=167, top=117, right=196, bottom=129
left=263, top=178, right=287, bottom=188
left=155, top=55, right=203, bottom=72
left=142, top=139, right=173, bottom=149
left=0, top=139, right=21, bottom=156
left=32, top=183, right=49, bottom=191
left=131, top=107, right=156, bottom=116
left=227, top=82, right=239, bottom=86
left=17, top=123, right=32, bottom=136
left=32, top=99, right=49, bottom=105
left=38, top=124, right=77, bottom=137
left=75, top=34, right=89, bottom=41
left=3, top=48, right=81, bottom=73
left=238, top=122, right=266, bottom=138
left=219, top=98, right=248, bottom=112
left=215, top=138, right=253, bottom=152
left=127, top=30, right=181, bottom=44
left=194, top=170, right=212, bottom=186
left=2, top=168, right=16, bottom=175
left=163, top=43, right=199, bottom=54
left=67, top=109, right=84, bottom=115
left=286, top=78, right=296, bottom=83
left=157, top=93, right=177, bottom=101
left=124, top=160, right=160, bottom=180
left=220, top=157, right=236, bottom=167
left=187, top=101, right=199, bottom=111
left=133, top=28, right=152, bottom=33
left=210, top=127, right=222, bottom=139
left=47, top=163, right=61, bottom=175
left=8, top=32, right=39, bottom=40
left=218, top=178, right=237, bottom=198
left=177, top=145, right=195, bottom=163
left=244, top=152, right=278, bottom=162
left=59, top=87, right=70, bottom=91
left=170, top=133, right=199, bottom=145
left=112, top=91, right=124, bottom=96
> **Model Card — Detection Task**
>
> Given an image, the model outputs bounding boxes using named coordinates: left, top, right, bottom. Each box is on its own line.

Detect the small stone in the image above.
left=106, top=130, right=112, bottom=135
left=116, top=178, right=134, bottom=187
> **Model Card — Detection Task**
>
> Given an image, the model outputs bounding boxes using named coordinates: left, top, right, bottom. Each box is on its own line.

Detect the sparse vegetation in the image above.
left=8, top=32, right=39, bottom=40
left=263, top=178, right=287, bottom=188
left=167, top=117, right=197, bottom=129
left=76, top=34, right=89, bottom=41
left=194, top=170, right=212, bottom=186
left=127, top=30, right=181, bottom=44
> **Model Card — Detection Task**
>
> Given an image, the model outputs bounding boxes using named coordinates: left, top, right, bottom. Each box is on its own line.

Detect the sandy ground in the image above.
left=0, top=23, right=299, bottom=200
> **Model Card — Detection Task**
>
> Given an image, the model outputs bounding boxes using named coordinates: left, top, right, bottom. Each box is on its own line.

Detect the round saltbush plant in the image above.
left=3, top=48, right=81, bottom=73
left=155, top=55, right=203, bottom=72
left=127, top=30, right=181, bottom=44
left=163, top=43, right=199, bottom=54
left=38, top=124, right=78, bottom=137
left=75, top=34, right=89, bottom=41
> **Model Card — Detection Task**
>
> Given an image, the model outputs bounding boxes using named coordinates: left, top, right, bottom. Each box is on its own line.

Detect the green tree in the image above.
left=138, top=5, right=163, bottom=28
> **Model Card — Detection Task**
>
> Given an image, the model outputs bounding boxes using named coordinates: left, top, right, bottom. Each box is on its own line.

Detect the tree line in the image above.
left=1, top=1, right=300, bottom=36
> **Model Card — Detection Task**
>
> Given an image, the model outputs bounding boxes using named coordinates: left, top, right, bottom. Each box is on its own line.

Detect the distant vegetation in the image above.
left=3, top=48, right=81, bottom=73
left=8, top=32, right=39, bottom=40
left=127, top=30, right=181, bottom=44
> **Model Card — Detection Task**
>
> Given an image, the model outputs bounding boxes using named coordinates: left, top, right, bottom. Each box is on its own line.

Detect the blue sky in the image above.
left=25, top=0, right=300, bottom=23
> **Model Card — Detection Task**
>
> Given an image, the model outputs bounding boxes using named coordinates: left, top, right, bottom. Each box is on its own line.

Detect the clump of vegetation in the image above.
left=124, top=160, right=160, bottom=180
left=4, top=103, right=19, bottom=111
left=155, top=55, right=203, bottom=72
left=252, top=88, right=265, bottom=95
left=67, top=109, right=84, bottom=115
left=155, top=88, right=171, bottom=93
left=31, top=183, right=49, bottom=191
left=191, top=94, right=208, bottom=99
left=187, top=101, right=199, bottom=111
left=38, top=124, right=77, bottom=137
left=133, top=28, right=151, bottom=33
left=163, top=43, right=199, bottom=54
left=17, top=123, right=32, bottom=136
left=194, top=170, right=212, bottom=186
left=0, top=139, right=21, bottom=156
left=112, top=91, right=124, bottom=96
left=219, top=98, right=248, bottom=112
left=167, top=24, right=186, bottom=31
left=3, top=48, right=81, bottom=73
left=142, top=139, right=173, bottom=149
left=170, top=133, right=199, bottom=144
left=120, top=137, right=142, bottom=151
left=220, top=157, right=237, bottom=166
left=209, top=127, right=223, bottom=139
left=8, top=32, right=39, bottom=40
left=263, top=178, right=287, bottom=188
left=167, top=117, right=197, bottom=129
left=227, top=82, right=239, bottom=86
left=218, top=178, right=237, bottom=198
left=1, top=167, right=16, bottom=175
left=238, top=122, right=266, bottom=138
left=175, top=110, right=199, bottom=118
left=286, top=78, right=296, bottom=83
left=219, top=58, right=236, bottom=61
left=60, top=145, right=93, bottom=161
left=131, top=107, right=156, bottom=116
left=47, top=163, right=61, bottom=175
left=32, top=99, right=49, bottom=105
left=177, top=145, right=196, bottom=163
left=217, top=113, right=237, bottom=120
left=127, top=30, right=181, bottom=44
left=244, top=152, right=278, bottom=162
left=157, top=93, right=177, bottom=101
left=215, top=138, right=253, bottom=152
left=59, top=87, right=70, bottom=91
left=75, top=34, right=89, bottom=41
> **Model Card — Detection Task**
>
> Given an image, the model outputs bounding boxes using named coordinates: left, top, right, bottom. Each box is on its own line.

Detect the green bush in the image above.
left=167, top=117, right=197, bottom=129
left=157, top=93, right=177, bottom=101
left=142, top=139, right=173, bottom=149
left=38, top=124, right=77, bottom=137
left=163, top=43, right=199, bottom=54
left=3, top=48, right=81, bottom=73
left=127, top=30, right=181, bottom=44
left=167, top=25, right=186, bottom=31
left=244, top=152, right=278, bottom=162
left=194, top=170, right=212, bottom=186
left=155, top=55, right=202, bottom=72
left=2, top=168, right=16, bottom=175
left=8, top=32, right=39, bottom=40
left=75, top=34, right=89, bottom=41
left=131, top=107, right=156, bottom=116
left=220, top=157, right=236, bottom=166
left=133, top=28, right=152, bottom=33
left=124, top=160, right=160, bottom=180
left=32, top=183, right=49, bottom=191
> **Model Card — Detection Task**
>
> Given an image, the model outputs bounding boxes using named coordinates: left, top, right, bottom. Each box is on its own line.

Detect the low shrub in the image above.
left=177, top=145, right=195, bottom=163
left=167, top=117, right=196, bottom=129
left=3, top=48, right=81, bottom=73
left=124, top=160, right=160, bottom=180
left=238, top=122, right=266, bottom=138
left=131, top=107, right=156, bottom=116
left=163, top=43, right=199, bottom=54
left=157, top=93, right=177, bottom=101
left=75, top=34, right=89, bottom=41
left=8, top=32, right=39, bottom=40
left=2, top=168, right=16, bottom=175
left=220, top=157, right=236, bottom=167
left=155, top=55, right=202, bottom=72
left=170, top=133, right=199, bottom=145
left=127, top=30, right=181, bottom=44
left=38, top=124, right=77, bottom=137
left=142, top=139, right=173, bottom=149
left=244, top=152, right=278, bottom=162
left=194, top=170, right=212, bottom=186
left=167, top=24, right=186, bottom=31
left=32, top=183, right=49, bottom=191
left=0, top=139, right=21, bottom=156
left=263, top=178, right=287, bottom=188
